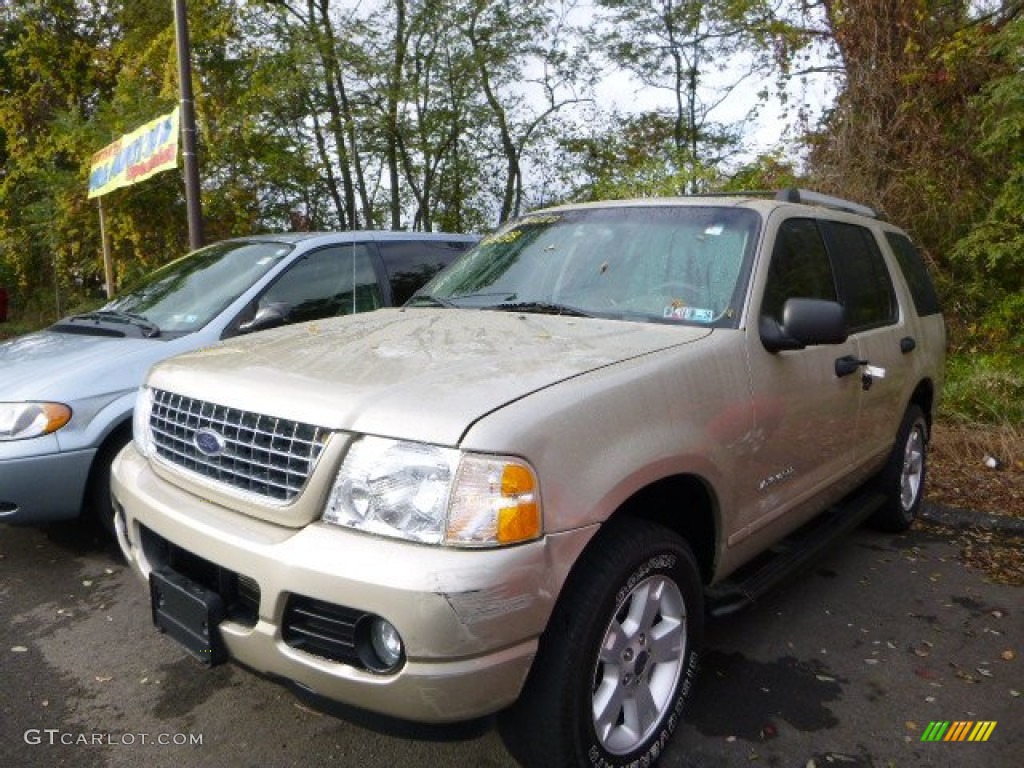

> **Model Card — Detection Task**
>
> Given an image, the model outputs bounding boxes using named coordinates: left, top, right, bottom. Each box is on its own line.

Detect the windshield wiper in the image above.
left=490, top=301, right=593, bottom=318
left=408, top=291, right=518, bottom=308
left=68, top=310, right=161, bottom=338
left=406, top=294, right=457, bottom=308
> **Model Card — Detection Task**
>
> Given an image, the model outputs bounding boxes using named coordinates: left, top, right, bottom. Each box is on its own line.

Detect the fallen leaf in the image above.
left=10, top=646, right=28, bottom=653
left=976, top=667, right=993, bottom=678
left=913, top=642, right=932, bottom=657
left=816, top=674, right=836, bottom=682
left=925, top=696, right=936, bottom=703
left=914, top=667, right=938, bottom=679
left=904, top=721, right=918, bottom=731
left=1001, top=649, right=1016, bottom=661
left=1010, top=689, right=1020, bottom=698
left=82, top=580, right=93, bottom=587
left=95, top=676, right=112, bottom=683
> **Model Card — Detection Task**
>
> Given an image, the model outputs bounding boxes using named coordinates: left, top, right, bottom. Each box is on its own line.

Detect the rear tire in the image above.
left=868, top=403, right=928, bottom=532
left=499, top=518, right=703, bottom=768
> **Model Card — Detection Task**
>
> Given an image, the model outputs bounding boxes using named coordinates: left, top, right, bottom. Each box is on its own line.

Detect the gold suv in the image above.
left=113, top=190, right=945, bottom=768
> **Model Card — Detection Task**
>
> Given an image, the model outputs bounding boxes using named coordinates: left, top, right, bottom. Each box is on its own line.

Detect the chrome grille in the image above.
left=149, top=389, right=329, bottom=502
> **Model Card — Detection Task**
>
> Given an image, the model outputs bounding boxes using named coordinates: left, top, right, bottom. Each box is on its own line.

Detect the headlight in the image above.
left=0, top=402, right=72, bottom=441
left=132, top=387, right=155, bottom=458
left=324, top=436, right=542, bottom=547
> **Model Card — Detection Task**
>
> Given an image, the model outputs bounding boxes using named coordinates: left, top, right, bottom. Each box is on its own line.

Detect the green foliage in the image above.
left=946, top=16, right=1024, bottom=351
left=942, top=353, right=1024, bottom=426
left=721, top=153, right=801, bottom=191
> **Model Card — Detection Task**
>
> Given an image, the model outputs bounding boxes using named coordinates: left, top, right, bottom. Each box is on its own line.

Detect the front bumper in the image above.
left=0, top=439, right=95, bottom=523
left=112, top=444, right=590, bottom=723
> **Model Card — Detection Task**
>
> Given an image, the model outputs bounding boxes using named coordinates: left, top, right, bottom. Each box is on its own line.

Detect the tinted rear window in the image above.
left=885, top=232, right=942, bottom=316
left=379, top=240, right=475, bottom=305
left=821, top=221, right=897, bottom=332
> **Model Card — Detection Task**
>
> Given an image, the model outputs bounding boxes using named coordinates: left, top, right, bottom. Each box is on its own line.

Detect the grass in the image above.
left=941, top=353, right=1024, bottom=426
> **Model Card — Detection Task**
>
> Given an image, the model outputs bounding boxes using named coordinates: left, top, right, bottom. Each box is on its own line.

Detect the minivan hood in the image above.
left=149, top=309, right=711, bottom=446
left=0, top=330, right=164, bottom=400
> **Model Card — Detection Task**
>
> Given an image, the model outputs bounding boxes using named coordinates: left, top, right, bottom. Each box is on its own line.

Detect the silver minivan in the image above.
left=0, top=231, right=476, bottom=533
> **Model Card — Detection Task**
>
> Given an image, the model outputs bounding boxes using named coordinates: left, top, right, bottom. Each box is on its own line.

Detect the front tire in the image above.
left=86, top=428, right=132, bottom=538
left=500, top=518, right=703, bottom=768
left=868, top=403, right=928, bottom=532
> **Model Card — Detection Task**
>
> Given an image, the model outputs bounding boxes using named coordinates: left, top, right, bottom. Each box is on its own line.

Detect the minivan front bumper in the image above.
left=0, top=441, right=95, bottom=523
left=111, top=444, right=592, bottom=723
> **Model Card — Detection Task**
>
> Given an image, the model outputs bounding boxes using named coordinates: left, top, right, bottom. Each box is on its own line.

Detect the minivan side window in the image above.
left=260, top=244, right=382, bottom=323
left=761, top=218, right=838, bottom=324
left=821, top=221, right=897, bottom=332
left=885, top=232, right=942, bottom=316
left=378, top=240, right=472, bottom=306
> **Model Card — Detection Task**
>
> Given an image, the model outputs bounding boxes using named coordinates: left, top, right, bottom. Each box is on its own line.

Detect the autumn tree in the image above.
left=594, top=0, right=777, bottom=192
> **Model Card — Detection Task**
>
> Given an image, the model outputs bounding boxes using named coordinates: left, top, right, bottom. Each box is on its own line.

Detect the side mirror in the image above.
left=238, top=302, right=290, bottom=334
left=760, top=298, right=848, bottom=353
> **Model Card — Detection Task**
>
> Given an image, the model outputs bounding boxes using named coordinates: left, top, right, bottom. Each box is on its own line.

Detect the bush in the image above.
left=942, top=353, right=1024, bottom=426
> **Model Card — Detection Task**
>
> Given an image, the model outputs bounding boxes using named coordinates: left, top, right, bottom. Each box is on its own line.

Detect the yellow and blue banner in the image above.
left=88, top=108, right=179, bottom=199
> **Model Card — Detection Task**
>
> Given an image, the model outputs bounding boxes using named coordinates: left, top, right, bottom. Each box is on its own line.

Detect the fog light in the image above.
left=370, top=617, right=404, bottom=670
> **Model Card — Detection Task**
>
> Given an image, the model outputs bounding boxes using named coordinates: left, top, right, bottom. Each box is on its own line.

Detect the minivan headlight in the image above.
left=324, top=436, right=542, bottom=547
left=0, top=402, right=72, bottom=441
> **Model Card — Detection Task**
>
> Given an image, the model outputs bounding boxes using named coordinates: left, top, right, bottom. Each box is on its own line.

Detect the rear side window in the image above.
left=885, top=232, right=942, bottom=316
left=379, top=240, right=475, bottom=305
left=761, top=218, right=837, bottom=324
left=821, top=221, right=897, bottom=332
left=259, top=244, right=382, bottom=323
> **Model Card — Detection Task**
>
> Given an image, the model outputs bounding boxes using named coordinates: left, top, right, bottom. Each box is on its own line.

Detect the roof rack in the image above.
left=774, top=188, right=878, bottom=219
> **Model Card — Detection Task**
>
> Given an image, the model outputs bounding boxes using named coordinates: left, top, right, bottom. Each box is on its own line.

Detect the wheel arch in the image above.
left=909, top=378, right=936, bottom=430
left=606, top=473, right=720, bottom=585
left=82, top=419, right=134, bottom=512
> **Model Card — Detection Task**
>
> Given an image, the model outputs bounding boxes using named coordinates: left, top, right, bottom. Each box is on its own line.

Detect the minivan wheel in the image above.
left=86, top=428, right=132, bottom=538
left=868, top=403, right=928, bottom=533
left=499, top=518, right=703, bottom=768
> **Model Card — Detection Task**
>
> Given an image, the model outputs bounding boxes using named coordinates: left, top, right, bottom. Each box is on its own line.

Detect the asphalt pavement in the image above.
left=1, top=504, right=1020, bottom=768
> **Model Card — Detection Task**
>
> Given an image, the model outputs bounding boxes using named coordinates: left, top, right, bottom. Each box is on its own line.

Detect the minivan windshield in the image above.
left=103, top=240, right=293, bottom=335
left=415, top=206, right=760, bottom=327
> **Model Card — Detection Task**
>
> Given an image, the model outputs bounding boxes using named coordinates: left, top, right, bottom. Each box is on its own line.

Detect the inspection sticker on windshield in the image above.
left=664, top=306, right=714, bottom=323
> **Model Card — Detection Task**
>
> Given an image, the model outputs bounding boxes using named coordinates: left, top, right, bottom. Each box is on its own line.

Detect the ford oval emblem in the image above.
left=194, top=428, right=227, bottom=457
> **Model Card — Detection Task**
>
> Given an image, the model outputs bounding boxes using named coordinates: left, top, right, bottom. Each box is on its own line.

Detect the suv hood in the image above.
left=149, top=308, right=711, bottom=446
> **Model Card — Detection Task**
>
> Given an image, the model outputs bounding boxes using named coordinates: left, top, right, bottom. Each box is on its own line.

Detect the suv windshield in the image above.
left=418, top=206, right=760, bottom=326
left=103, top=240, right=293, bottom=335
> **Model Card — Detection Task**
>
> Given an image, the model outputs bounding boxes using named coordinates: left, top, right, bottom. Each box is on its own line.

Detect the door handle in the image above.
left=836, top=356, right=887, bottom=390
left=835, top=355, right=867, bottom=377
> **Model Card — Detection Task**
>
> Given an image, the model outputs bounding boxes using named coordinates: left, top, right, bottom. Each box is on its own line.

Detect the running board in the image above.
left=705, top=491, right=886, bottom=618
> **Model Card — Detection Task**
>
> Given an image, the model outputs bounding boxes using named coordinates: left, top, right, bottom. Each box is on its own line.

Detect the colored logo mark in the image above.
left=921, top=721, right=997, bottom=742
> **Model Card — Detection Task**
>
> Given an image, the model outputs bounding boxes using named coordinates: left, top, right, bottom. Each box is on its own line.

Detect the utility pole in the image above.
left=173, top=0, right=204, bottom=249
